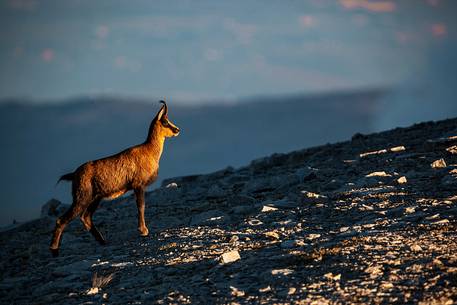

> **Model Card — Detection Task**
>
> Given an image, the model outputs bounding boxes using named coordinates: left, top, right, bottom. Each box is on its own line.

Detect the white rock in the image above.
left=261, top=205, right=278, bottom=212
left=431, top=158, right=447, bottom=169
left=307, top=233, right=321, bottom=240
left=86, top=287, right=99, bottom=295
left=390, top=146, right=406, bottom=152
left=324, top=272, right=341, bottom=281
left=405, top=207, right=416, bottom=214
left=259, top=286, right=272, bottom=293
left=410, top=244, right=423, bottom=252
left=230, top=286, right=245, bottom=297
left=366, top=171, right=391, bottom=177
left=220, top=250, right=240, bottom=264
left=397, top=176, right=408, bottom=184
left=264, top=231, right=280, bottom=240
left=271, top=268, right=294, bottom=276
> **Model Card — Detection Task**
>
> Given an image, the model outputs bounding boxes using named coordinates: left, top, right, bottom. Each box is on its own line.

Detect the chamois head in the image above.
left=155, top=100, right=180, bottom=138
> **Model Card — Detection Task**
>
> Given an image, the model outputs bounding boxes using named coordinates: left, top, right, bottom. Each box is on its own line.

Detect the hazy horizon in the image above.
left=1, top=0, right=456, bottom=103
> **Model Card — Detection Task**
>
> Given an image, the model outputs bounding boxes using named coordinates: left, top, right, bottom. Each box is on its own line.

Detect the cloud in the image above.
left=12, top=46, right=24, bottom=58
left=7, top=0, right=37, bottom=11
left=114, top=16, right=210, bottom=38
left=95, top=25, right=110, bottom=39
left=252, top=56, right=351, bottom=91
left=431, top=23, right=446, bottom=37
left=339, top=0, right=396, bottom=13
left=204, top=48, right=223, bottom=62
left=351, top=14, right=369, bottom=26
left=41, top=49, right=54, bottom=62
left=426, top=0, right=440, bottom=7
left=223, top=18, right=257, bottom=45
left=114, top=56, right=142, bottom=72
left=298, top=15, right=315, bottom=28
left=395, top=31, right=417, bottom=45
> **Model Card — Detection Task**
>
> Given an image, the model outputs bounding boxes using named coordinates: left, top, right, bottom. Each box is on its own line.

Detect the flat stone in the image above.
left=410, top=244, right=423, bottom=252
left=397, top=176, right=408, bottom=184
left=261, top=205, right=278, bottom=212
left=431, top=158, right=447, bottom=169
left=390, top=146, right=406, bottom=152
left=271, top=268, right=294, bottom=276
left=264, top=231, right=280, bottom=240
left=366, top=171, right=391, bottom=177
left=446, top=145, right=457, bottom=154
left=220, top=250, right=240, bottom=264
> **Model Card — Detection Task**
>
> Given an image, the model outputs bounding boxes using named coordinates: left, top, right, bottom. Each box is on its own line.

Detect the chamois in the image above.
left=50, top=100, right=180, bottom=257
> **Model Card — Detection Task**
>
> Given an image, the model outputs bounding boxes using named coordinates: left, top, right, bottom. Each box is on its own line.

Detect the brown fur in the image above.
left=50, top=101, right=179, bottom=257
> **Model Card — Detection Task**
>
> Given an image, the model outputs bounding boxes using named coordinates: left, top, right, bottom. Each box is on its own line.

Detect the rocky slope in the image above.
left=1, top=118, right=457, bottom=304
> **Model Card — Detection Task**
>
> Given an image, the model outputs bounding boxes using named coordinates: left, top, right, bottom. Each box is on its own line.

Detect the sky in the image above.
left=0, top=0, right=456, bottom=103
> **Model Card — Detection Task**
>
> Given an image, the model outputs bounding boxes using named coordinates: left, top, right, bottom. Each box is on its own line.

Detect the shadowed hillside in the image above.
left=0, top=117, right=456, bottom=304
left=0, top=89, right=385, bottom=225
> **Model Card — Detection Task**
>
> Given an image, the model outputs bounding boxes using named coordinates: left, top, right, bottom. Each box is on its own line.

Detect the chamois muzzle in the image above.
left=171, top=125, right=180, bottom=136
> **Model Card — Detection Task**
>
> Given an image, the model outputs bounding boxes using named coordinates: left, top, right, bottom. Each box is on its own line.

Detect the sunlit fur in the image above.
left=50, top=101, right=179, bottom=257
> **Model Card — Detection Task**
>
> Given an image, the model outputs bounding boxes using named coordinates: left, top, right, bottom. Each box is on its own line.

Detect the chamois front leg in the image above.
left=134, top=187, right=149, bottom=236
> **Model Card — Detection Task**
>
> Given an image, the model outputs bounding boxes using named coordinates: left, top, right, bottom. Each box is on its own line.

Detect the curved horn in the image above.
left=159, top=100, right=168, bottom=117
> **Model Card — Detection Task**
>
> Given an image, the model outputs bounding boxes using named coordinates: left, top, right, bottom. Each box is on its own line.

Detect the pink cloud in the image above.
left=299, top=15, right=315, bottom=28
left=13, top=46, right=24, bottom=58
left=7, top=0, right=37, bottom=11
left=114, top=56, right=125, bottom=67
left=426, top=0, right=440, bottom=7
left=114, top=56, right=142, bottom=72
left=431, top=23, right=446, bottom=37
left=339, top=0, right=396, bottom=12
left=41, top=49, right=54, bottom=62
left=95, top=25, right=110, bottom=39
left=395, top=32, right=416, bottom=45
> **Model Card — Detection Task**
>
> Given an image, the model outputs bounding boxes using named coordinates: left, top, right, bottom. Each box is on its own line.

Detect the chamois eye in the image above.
left=162, top=121, right=169, bottom=126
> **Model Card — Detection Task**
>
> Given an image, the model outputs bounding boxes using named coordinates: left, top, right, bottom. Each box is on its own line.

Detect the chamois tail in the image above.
left=56, top=172, right=74, bottom=185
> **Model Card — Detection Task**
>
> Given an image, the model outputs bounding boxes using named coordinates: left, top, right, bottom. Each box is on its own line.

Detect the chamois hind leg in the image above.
left=80, top=198, right=106, bottom=245
left=50, top=202, right=84, bottom=257
left=134, top=187, right=149, bottom=236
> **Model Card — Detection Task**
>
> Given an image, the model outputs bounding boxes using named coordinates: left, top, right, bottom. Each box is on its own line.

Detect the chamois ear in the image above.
left=156, top=100, right=168, bottom=121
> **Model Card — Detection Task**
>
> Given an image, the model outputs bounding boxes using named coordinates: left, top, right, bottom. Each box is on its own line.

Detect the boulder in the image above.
left=40, top=199, right=69, bottom=218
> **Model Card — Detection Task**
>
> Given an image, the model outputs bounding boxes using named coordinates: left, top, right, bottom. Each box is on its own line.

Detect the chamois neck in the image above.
left=145, top=124, right=166, bottom=156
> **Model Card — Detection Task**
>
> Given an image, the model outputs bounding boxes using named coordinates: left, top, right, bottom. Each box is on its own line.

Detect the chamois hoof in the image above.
left=139, top=227, right=149, bottom=237
left=50, top=247, right=59, bottom=257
